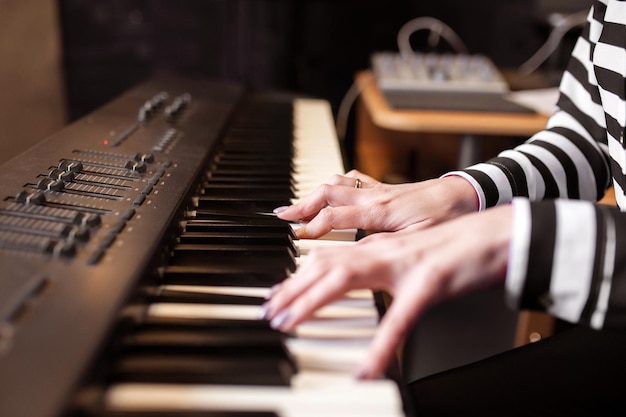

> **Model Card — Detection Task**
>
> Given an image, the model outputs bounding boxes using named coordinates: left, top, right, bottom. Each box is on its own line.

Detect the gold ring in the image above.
left=354, top=178, right=362, bottom=189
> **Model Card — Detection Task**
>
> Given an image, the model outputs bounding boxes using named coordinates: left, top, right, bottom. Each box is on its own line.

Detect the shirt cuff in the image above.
left=440, top=171, right=486, bottom=211
left=505, top=197, right=532, bottom=310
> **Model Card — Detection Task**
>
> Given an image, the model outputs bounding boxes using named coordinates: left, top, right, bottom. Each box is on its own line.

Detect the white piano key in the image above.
left=286, top=337, right=370, bottom=372
left=290, top=223, right=359, bottom=242
left=158, top=285, right=271, bottom=299
left=147, top=303, right=377, bottom=321
left=296, top=239, right=356, bottom=255
left=105, top=380, right=405, bottom=417
left=158, top=285, right=374, bottom=306
left=147, top=303, right=260, bottom=320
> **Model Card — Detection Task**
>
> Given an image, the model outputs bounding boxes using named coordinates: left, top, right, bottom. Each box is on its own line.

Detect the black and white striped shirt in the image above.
left=451, top=0, right=626, bottom=330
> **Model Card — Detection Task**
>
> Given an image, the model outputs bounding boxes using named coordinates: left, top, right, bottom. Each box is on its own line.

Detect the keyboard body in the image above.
left=0, top=76, right=406, bottom=417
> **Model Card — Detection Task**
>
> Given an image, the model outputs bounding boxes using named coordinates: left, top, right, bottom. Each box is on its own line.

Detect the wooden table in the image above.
left=354, top=70, right=551, bottom=180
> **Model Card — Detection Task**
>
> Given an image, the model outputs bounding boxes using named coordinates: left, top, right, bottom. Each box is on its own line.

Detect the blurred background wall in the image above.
left=0, top=0, right=591, bottom=163
left=0, top=0, right=66, bottom=164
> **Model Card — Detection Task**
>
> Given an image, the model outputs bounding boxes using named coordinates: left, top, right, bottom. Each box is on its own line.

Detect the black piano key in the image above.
left=183, top=221, right=297, bottom=239
left=195, top=196, right=292, bottom=212
left=178, top=232, right=297, bottom=256
left=159, top=264, right=287, bottom=287
left=170, top=245, right=297, bottom=272
left=140, top=287, right=265, bottom=306
left=188, top=210, right=292, bottom=226
left=117, top=316, right=298, bottom=362
left=110, top=354, right=293, bottom=386
left=201, top=184, right=295, bottom=197
left=215, top=151, right=293, bottom=161
left=120, top=327, right=286, bottom=352
left=221, top=134, right=291, bottom=141
left=211, top=162, right=293, bottom=173
left=140, top=315, right=275, bottom=331
left=203, top=177, right=294, bottom=188
left=204, top=169, right=291, bottom=180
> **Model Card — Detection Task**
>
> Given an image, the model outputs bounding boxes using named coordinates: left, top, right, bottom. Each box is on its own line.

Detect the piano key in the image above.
left=138, top=286, right=265, bottom=305
left=178, top=232, right=297, bottom=256
left=295, top=238, right=355, bottom=256
left=131, top=314, right=275, bottom=332
left=159, top=265, right=288, bottom=287
left=188, top=209, right=291, bottom=225
left=215, top=150, right=293, bottom=160
left=111, top=354, right=294, bottom=386
left=203, top=177, right=295, bottom=188
left=157, top=284, right=374, bottom=305
left=195, top=196, right=292, bottom=212
left=211, top=159, right=293, bottom=169
left=184, top=221, right=297, bottom=238
left=200, top=185, right=295, bottom=199
left=119, top=326, right=289, bottom=356
left=169, top=244, right=297, bottom=272
left=146, top=303, right=377, bottom=322
left=159, top=285, right=271, bottom=299
left=83, top=410, right=279, bottom=417
left=102, top=381, right=405, bottom=417
left=143, top=301, right=379, bottom=345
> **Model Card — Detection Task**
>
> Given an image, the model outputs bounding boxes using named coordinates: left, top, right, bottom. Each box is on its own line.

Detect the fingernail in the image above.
left=257, top=302, right=270, bottom=320
left=270, top=309, right=291, bottom=329
left=353, top=367, right=383, bottom=380
left=353, top=368, right=368, bottom=380
left=273, top=206, right=289, bottom=214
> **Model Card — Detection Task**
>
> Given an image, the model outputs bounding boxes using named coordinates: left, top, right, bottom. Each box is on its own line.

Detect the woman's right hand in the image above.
left=275, top=169, right=479, bottom=238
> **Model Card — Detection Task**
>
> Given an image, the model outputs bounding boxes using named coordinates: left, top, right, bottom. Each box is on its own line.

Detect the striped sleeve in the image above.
left=448, top=0, right=626, bottom=330
left=507, top=198, right=626, bottom=330
left=445, top=4, right=611, bottom=211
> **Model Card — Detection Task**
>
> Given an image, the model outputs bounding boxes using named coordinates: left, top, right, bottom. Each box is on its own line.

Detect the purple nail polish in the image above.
left=270, top=310, right=290, bottom=329
left=353, top=368, right=367, bottom=380
left=257, top=303, right=270, bottom=320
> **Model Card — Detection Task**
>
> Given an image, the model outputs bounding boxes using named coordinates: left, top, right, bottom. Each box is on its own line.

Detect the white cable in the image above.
left=518, top=10, right=588, bottom=76
left=335, top=78, right=364, bottom=142
left=396, top=17, right=469, bottom=58
left=336, top=17, right=469, bottom=142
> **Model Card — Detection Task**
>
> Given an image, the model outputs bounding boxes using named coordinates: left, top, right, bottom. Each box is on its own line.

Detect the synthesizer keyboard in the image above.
left=370, top=52, right=532, bottom=113
left=370, top=51, right=508, bottom=94
left=0, top=76, right=407, bottom=417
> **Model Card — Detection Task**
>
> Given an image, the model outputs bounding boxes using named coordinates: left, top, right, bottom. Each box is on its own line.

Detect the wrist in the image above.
left=440, top=175, right=480, bottom=214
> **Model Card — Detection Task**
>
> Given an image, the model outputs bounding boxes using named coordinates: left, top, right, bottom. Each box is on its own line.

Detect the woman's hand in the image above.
left=262, top=204, right=513, bottom=379
left=275, top=169, right=479, bottom=239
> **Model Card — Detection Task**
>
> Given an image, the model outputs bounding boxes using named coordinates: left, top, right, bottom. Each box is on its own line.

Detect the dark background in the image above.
left=59, top=0, right=592, bottom=122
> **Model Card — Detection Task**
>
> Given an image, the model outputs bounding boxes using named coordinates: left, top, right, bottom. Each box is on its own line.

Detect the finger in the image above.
left=263, top=248, right=336, bottom=319
left=354, top=288, right=430, bottom=379
left=276, top=184, right=363, bottom=223
left=295, top=205, right=369, bottom=239
left=269, top=267, right=351, bottom=332
left=327, top=173, right=368, bottom=188
left=344, top=169, right=380, bottom=185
